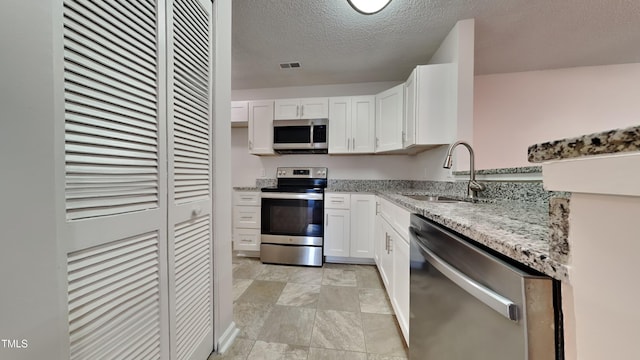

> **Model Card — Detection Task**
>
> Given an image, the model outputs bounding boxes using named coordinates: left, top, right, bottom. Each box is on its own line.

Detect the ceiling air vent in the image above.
left=279, top=62, right=301, bottom=69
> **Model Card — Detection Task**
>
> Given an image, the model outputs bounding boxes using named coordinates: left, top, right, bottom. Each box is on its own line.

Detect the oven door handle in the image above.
left=261, top=192, right=323, bottom=200
left=412, top=232, right=519, bottom=321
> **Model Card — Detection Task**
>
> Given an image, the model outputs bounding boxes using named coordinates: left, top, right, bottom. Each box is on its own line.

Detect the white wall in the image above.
left=0, top=1, right=64, bottom=359
left=213, top=0, right=236, bottom=351
left=474, top=63, right=640, bottom=169
left=232, top=129, right=417, bottom=186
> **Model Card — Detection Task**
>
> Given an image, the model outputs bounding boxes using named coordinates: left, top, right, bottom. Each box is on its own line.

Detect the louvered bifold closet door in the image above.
left=62, top=0, right=170, bottom=359
left=166, top=0, right=214, bottom=359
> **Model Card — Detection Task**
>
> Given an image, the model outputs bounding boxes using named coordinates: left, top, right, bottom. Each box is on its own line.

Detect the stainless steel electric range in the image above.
left=260, top=167, right=327, bottom=266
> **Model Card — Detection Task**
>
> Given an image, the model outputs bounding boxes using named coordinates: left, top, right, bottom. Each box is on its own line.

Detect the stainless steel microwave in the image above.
left=272, top=119, right=328, bottom=154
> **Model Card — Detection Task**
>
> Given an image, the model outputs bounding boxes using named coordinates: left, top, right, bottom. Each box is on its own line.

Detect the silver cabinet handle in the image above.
left=352, top=138, right=355, bottom=150
left=385, top=233, right=389, bottom=251
left=296, top=105, right=300, bottom=118
left=387, top=235, right=392, bottom=254
left=413, top=236, right=518, bottom=321
left=347, top=138, right=350, bottom=150
left=375, top=202, right=380, bottom=215
left=301, top=104, right=304, bottom=117
left=326, top=213, right=329, bottom=226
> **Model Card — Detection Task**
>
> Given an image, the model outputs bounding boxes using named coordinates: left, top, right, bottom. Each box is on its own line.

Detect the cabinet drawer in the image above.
left=325, top=193, right=351, bottom=209
left=233, top=228, right=260, bottom=251
left=378, top=197, right=410, bottom=239
left=234, top=191, right=260, bottom=206
left=233, top=206, right=260, bottom=228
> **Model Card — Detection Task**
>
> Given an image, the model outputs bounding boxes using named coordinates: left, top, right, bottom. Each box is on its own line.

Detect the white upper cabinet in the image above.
left=375, top=84, right=404, bottom=153
left=231, top=101, right=249, bottom=127
left=274, top=97, right=329, bottom=120
left=248, top=100, right=275, bottom=155
left=404, top=64, right=455, bottom=149
left=328, top=96, right=375, bottom=154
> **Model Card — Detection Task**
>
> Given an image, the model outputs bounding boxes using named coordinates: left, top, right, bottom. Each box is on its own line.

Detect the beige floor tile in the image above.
left=234, top=302, right=274, bottom=340
left=308, top=347, right=368, bottom=360
left=247, top=341, right=308, bottom=360
left=310, top=310, right=366, bottom=352
left=356, top=267, right=384, bottom=289
left=235, top=280, right=285, bottom=304
left=288, top=267, right=324, bottom=285
left=256, top=264, right=295, bottom=282
left=362, top=313, right=408, bottom=357
left=324, top=262, right=358, bottom=270
left=358, top=288, right=393, bottom=314
left=367, top=354, right=408, bottom=360
left=233, top=260, right=266, bottom=280
left=258, top=305, right=316, bottom=346
left=277, top=283, right=321, bottom=308
left=318, top=285, right=360, bottom=312
left=322, top=268, right=357, bottom=287
left=208, top=338, right=255, bottom=360
left=233, top=279, right=254, bottom=301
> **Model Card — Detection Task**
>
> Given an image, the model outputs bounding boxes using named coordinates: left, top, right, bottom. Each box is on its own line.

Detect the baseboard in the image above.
left=324, top=256, right=376, bottom=265
left=216, top=321, right=240, bottom=354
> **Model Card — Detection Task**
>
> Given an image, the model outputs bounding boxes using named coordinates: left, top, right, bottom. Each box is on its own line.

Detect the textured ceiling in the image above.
left=232, top=0, right=640, bottom=90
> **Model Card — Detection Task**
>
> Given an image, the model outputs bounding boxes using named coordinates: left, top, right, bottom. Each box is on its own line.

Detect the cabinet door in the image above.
left=403, top=69, right=417, bottom=148
left=328, top=97, right=351, bottom=154
left=248, top=101, right=274, bottom=154
left=324, top=209, right=350, bottom=257
left=375, top=84, right=404, bottom=152
left=351, top=96, right=376, bottom=153
left=374, top=203, right=383, bottom=266
left=350, top=194, right=376, bottom=258
left=378, top=220, right=394, bottom=289
left=392, top=233, right=410, bottom=343
left=231, top=101, right=249, bottom=127
left=274, top=99, right=300, bottom=120
left=167, top=0, right=215, bottom=359
left=414, top=64, right=455, bottom=145
left=300, top=97, right=329, bottom=119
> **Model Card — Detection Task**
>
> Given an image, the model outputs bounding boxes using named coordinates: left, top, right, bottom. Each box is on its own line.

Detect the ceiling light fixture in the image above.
left=347, top=0, right=391, bottom=15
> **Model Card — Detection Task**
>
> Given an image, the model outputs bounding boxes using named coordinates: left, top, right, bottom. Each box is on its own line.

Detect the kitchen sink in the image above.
left=403, top=194, right=464, bottom=203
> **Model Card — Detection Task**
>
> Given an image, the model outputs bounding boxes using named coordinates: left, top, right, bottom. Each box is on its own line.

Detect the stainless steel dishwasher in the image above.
left=409, top=214, right=558, bottom=360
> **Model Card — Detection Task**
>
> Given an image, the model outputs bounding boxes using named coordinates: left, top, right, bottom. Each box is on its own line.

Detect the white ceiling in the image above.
left=232, top=0, right=640, bottom=90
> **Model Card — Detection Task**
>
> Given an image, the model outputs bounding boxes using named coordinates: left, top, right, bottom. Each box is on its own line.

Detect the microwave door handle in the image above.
left=310, top=123, right=314, bottom=147
left=412, top=234, right=518, bottom=321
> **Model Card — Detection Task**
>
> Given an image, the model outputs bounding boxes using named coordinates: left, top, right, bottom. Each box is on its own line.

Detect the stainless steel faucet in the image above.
left=443, top=141, right=486, bottom=200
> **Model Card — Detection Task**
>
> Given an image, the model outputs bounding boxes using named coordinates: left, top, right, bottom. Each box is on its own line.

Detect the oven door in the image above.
left=261, top=192, right=324, bottom=246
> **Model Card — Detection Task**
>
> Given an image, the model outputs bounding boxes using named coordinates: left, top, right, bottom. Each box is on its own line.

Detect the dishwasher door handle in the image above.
left=413, top=235, right=519, bottom=321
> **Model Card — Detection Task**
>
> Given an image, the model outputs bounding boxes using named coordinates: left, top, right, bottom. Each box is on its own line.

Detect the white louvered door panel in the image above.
left=166, top=0, right=214, bottom=359
left=62, top=0, right=170, bottom=359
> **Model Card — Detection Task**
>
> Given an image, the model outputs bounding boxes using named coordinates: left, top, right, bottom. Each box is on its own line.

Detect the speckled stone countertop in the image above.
left=377, top=191, right=569, bottom=281
left=233, top=187, right=259, bottom=191
left=453, top=166, right=542, bottom=176
left=528, top=124, right=640, bottom=162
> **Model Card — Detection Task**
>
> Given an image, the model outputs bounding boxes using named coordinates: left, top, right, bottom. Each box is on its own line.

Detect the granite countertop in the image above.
left=233, top=187, right=260, bottom=191
left=528, top=124, right=640, bottom=162
left=377, top=191, right=569, bottom=281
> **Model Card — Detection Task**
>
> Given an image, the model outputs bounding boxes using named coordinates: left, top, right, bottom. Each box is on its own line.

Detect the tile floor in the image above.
left=209, top=256, right=408, bottom=360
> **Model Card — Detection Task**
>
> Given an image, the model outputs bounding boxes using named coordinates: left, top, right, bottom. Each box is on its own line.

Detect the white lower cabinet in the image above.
left=324, top=193, right=376, bottom=259
left=233, top=191, right=261, bottom=251
left=375, top=196, right=410, bottom=344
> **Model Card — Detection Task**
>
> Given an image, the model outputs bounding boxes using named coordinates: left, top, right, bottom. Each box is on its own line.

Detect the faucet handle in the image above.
left=469, top=180, right=486, bottom=192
